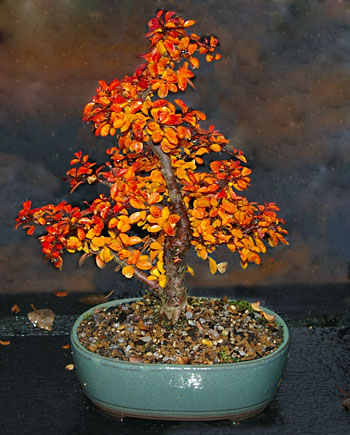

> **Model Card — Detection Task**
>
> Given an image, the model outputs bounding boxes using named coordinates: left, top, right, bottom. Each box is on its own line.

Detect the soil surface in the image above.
left=76, top=296, right=283, bottom=364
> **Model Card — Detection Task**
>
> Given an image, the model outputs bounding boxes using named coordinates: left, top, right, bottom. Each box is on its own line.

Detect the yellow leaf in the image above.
left=201, top=339, right=213, bottom=346
left=86, top=228, right=95, bottom=239
left=241, top=167, right=252, bottom=177
left=92, top=237, right=106, bottom=247
left=208, top=257, right=217, bottom=274
left=150, top=241, right=162, bottom=250
left=130, top=198, right=145, bottom=209
left=232, top=229, right=243, bottom=238
left=122, top=265, right=134, bottom=278
left=100, top=124, right=110, bottom=137
left=240, top=261, right=248, bottom=269
left=210, top=143, right=221, bottom=152
left=187, top=265, right=195, bottom=276
left=100, top=247, right=113, bottom=263
left=159, top=274, right=166, bottom=288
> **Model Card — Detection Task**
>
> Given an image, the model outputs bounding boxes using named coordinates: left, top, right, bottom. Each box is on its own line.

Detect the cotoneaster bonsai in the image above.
left=16, top=10, right=290, bottom=421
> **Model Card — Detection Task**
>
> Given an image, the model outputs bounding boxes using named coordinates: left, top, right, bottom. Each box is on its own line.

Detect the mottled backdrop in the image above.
left=0, top=0, right=349, bottom=296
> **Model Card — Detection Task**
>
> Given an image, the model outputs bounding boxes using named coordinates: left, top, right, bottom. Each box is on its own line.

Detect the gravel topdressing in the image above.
left=76, top=295, right=284, bottom=365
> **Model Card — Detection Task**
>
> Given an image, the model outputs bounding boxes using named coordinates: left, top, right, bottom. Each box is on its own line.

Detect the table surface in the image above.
left=1, top=288, right=349, bottom=435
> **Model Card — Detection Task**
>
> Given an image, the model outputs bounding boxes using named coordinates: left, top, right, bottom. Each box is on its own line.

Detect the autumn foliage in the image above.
left=16, top=11, right=288, bottom=323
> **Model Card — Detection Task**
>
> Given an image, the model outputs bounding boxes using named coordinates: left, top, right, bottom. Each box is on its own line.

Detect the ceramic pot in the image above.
left=71, top=297, right=289, bottom=421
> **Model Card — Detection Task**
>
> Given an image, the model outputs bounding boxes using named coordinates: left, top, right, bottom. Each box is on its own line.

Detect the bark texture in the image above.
left=150, top=142, right=192, bottom=323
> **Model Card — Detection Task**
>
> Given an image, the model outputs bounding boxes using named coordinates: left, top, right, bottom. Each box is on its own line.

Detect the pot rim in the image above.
left=71, top=297, right=290, bottom=369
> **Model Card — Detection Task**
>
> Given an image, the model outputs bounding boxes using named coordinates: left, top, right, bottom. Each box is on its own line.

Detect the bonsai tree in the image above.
left=16, top=10, right=288, bottom=324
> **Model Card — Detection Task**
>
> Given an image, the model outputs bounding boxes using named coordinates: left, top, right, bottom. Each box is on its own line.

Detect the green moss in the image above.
left=230, top=300, right=253, bottom=312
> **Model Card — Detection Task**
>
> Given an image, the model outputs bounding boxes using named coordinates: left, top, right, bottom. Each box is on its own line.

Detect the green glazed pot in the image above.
left=71, top=298, right=289, bottom=421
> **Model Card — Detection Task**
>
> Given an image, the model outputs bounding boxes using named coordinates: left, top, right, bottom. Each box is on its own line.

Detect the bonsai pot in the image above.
left=71, top=297, right=290, bottom=421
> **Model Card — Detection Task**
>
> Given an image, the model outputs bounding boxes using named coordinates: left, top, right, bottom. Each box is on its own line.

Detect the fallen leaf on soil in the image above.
left=263, top=312, right=276, bottom=322
left=0, top=340, right=11, bottom=346
left=27, top=304, right=55, bottom=331
left=79, top=289, right=115, bottom=305
left=176, top=356, right=189, bottom=364
left=338, top=387, right=350, bottom=411
left=65, top=363, right=74, bottom=371
left=61, top=344, right=71, bottom=349
left=342, top=398, right=350, bottom=411
left=55, top=291, right=69, bottom=297
left=201, top=339, right=213, bottom=346
left=138, top=319, right=151, bottom=331
left=11, top=304, right=21, bottom=313
left=129, top=356, right=144, bottom=363
left=251, top=301, right=262, bottom=311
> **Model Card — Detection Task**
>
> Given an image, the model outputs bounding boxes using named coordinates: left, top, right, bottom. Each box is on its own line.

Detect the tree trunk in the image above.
left=161, top=235, right=188, bottom=324
left=149, top=142, right=191, bottom=324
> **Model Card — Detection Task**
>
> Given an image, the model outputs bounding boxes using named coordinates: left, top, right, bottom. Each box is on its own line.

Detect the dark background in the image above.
left=0, top=0, right=349, bottom=298
left=1, top=2, right=350, bottom=434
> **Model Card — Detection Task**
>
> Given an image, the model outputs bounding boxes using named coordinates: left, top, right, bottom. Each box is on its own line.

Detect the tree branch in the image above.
left=113, top=255, right=163, bottom=295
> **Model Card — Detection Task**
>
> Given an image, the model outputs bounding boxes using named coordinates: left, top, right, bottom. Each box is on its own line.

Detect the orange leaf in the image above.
left=129, top=236, right=142, bottom=245
left=221, top=203, right=236, bottom=214
left=122, top=265, right=135, bottom=278
left=196, top=198, right=210, bottom=208
left=77, top=228, right=85, bottom=241
left=164, top=127, right=178, bottom=145
left=149, top=205, right=163, bottom=217
left=190, top=57, right=200, bottom=68
left=241, top=167, right=252, bottom=177
left=129, top=211, right=142, bottom=224
left=263, top=311, right=276, bottom=322
left=92, top=237, right=106, bottom=247
left=130, top=199, right=146, bottom=209
left=108, top=217, right=119, bottom=229
left=163, top=221, right=176, bottom=236
left=55, top=291, right=68, bottom=297
left=177, top=125, right=190, bottom=139
left=148, top=192, right=161, bottom=205
left=11, top=304, right=21, bottom=313
left=136, top=260, right=153, bottom=270
left=0, top=340, right=10, bottom=346
left=119, top=233, right=130, bottom=246
left=26, top=226, right=35, bottom=236
left=231, top=229, right=243, bottom=238
left=236, top=154, right=247, bottom=163
left=184, top=19, right=196, bottom=27
left=168, top=214, right=180, bottom=224
left=61, top=344, right=71, bottom=349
